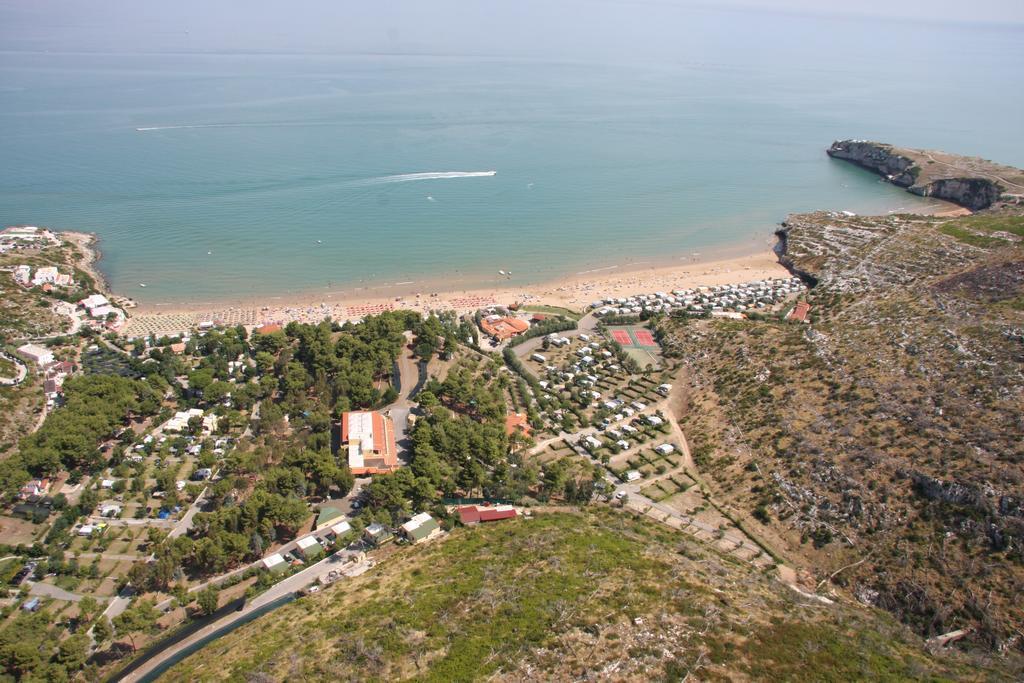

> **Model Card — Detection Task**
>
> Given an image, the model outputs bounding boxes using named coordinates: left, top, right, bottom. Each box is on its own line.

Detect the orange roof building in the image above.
left=787, top=302, right=811, bottom=323
left=480, top=316, right=529, bottom=341
left=255, top=323, right=283, bottom=335
left=505, top=412, right=532, bottom=437
left=341, top=411, right=399, bottom=475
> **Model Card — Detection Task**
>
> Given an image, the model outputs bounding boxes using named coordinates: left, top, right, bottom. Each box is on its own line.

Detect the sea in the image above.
left=1, top=8, right=1022, bottom=306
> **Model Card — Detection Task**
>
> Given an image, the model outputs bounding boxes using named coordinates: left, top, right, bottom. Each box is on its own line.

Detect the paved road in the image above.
left=28, top=582, right=110, bottom=603
left=384, top=332, right=420, bottom=466
left=0, top=352, right=27, bottom=386
left=168, top=475, right=219, bottom=540
left=121, top=552, right=368, bottom=683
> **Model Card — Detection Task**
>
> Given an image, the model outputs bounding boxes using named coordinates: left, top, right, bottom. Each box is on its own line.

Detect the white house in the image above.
left=32, top=266, right=59, bottom=286
left=655, top=444, right=675, bottom=456
left=17, top=344, right=53, bottom=366
left=13, top=265, right=31, bottom=286
left=625, top=470, right=642, bottom=482
left=99, top=503, right=122, bottom=518
left=79, top=294, right=110, bottom=315
left=646, top=415, right=664, bottom=427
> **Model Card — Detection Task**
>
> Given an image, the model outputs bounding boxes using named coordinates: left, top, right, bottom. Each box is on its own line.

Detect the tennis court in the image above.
left=634, top=329, right=657, bottom=347
left=611, top=329, right=633, bottom=346
left=606, top=325, right=663, bottom=369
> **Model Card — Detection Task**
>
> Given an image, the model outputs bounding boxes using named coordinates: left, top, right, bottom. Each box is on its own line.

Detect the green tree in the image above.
left=77, top=595, right=99, bottom=625
left=196, top=588, right=219, bottom=616
left=92, top=616, right=113, bottom=644
left=113, top=598, right=160, bottom=652
left=56, top=633, right=90, bottom=671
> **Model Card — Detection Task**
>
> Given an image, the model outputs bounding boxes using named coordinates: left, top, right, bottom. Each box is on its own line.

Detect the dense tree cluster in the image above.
left=0, top=375, right=160, bottom=497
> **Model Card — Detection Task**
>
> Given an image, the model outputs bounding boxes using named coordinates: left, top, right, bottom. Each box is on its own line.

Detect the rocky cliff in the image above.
left=827, top=139, right=1010, bottom=211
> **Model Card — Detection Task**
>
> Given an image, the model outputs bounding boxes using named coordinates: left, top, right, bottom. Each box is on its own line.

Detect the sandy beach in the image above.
left=115, top=248, right=792, bottom=338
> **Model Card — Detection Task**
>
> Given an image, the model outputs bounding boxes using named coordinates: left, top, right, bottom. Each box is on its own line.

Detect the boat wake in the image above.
left=135, top=124, right=252, bottom=132
left=356, top=171, right=496, bottom=185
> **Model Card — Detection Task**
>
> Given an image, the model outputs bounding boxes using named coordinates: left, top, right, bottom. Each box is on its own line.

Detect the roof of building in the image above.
left=296, top=535, right=321, bottom=550
left=505, top=412, right=532, bottom=437
left=788, top=301, right=812, bottom=322
left=480, top=316, right=530, bottom=340
left=330, top=520, right=352, bottom=537
left=458, top=505, right=518, bottom=524
left=262, top=553, right=286, bottom=569
left=316, top=506, right=344, bottom=528
left=402, top=512, right=440, bottom=541
left=341, top=411, right=398, bottom=474
left=169, top=342, right=187, bottom=354
left=17, top=343, right=52, bottom=362
left=79, top=294, right=109, bottom=310
left=364, top=522, right=392, bottom=539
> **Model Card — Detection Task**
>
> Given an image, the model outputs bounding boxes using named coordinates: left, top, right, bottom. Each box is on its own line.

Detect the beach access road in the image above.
left=120, top=552, right=368, bottom=683
left=384, top=331, right=420, bottom=466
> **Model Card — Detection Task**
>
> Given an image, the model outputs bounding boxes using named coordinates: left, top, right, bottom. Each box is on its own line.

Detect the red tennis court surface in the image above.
left=611, top=329, right=633, bottom=345
left=634, top=330, right=657, bottom=347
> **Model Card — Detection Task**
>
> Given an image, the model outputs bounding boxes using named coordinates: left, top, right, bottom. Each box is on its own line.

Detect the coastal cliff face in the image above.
left=827, top=140, right=919, bottom=187
left=827, top=139, right=1006, bottom=211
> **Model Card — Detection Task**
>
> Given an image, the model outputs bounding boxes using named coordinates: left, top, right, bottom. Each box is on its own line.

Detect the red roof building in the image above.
left=341, top=411, right=399, bottom=475
left=787, top=302, right=812, bottom=323
left=505, top=412, right=532, bottom=437
left=480, top=316, right=529, bottom=341
left=458, top=505, right=518, bottom=524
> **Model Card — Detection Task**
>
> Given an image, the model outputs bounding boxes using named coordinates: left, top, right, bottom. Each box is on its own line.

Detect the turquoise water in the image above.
left=1, top=14, right=1021, bottom=305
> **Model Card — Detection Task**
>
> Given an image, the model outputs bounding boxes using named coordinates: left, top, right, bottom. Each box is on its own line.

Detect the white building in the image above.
left=13, top=265, right=31, bottom=285
left=32, top=266, right=59, bottom=286
left=17, top=344, right=53, bottom=366
left=655, top=444, right=675, bottom=456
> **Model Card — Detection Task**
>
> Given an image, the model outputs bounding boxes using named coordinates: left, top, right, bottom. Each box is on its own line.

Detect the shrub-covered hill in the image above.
left=661, top=209, right=1024, bottom=653
left=161, top=510, right=981, bottom=682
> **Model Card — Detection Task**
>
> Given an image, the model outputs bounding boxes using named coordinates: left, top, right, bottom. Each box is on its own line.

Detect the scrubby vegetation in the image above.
left=662, top=208, right=1024, bottom=650
left=159, top=510, right=981, bottom=681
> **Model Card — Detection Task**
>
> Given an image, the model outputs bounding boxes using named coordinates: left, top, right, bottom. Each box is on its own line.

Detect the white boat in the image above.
left=498, top=270, right=507, bottom=276
left=139, top=283, right=147, bottom=287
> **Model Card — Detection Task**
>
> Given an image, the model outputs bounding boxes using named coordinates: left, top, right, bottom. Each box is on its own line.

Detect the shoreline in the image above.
left=56, top=197, right=967, bottom=338
left=117, top=245, right=793, bottom=338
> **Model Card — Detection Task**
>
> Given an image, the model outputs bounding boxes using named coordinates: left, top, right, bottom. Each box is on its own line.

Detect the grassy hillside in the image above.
left=661, top=209, right=1024, bottom=652
left=161, top=510, right=976, bottom=681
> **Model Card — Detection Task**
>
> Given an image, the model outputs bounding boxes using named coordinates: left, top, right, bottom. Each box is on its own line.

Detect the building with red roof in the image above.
left=255, top=323, right=283, bottom=335
left=458, top=505, right=518, bottom=525
left=787, top=302, right=812, bottom=323
left=480, top=315, right=529, bottom=341
left=505, top=412, right=532, bottom=438
left=341, top=411, right=399, bottom=475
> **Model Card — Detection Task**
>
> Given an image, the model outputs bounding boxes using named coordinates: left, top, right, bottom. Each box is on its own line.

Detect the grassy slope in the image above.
left=162, top=510, right=973, bottom=682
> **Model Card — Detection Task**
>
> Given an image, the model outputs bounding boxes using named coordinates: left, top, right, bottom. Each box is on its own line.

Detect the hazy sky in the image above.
left=0, top=0, right=1020, bottom=58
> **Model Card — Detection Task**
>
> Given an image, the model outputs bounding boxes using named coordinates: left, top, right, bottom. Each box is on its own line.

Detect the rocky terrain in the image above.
left=827, top=139, right=1024, bottom=210
left=662, top=183, right=1024, bottom=656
